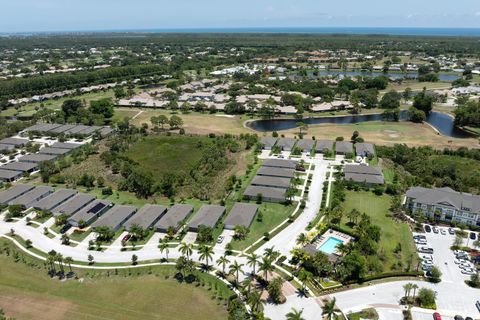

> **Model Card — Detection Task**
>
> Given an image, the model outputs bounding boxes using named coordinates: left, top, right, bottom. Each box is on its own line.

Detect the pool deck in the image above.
left=314, top=229, right=353, bottom=256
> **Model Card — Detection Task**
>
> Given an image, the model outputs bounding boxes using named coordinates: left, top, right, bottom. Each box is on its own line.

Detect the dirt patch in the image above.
left=382, top=129, right=401, bottom=138
left=0, top=292, right=74, bottom=320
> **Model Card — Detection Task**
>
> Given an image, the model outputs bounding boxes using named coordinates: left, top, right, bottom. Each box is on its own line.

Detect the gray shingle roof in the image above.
left=406, top=186, right=480, bottom=214
left=33, top=189, right=78, bottom=211
left=18, top=153, right=57, bottom=163
left=38, top=147, right=71, bottom=155
left=335, top=141, right=353, bottom=154
left=0, top=169, right=22, bottom=181
left=50, top=142, right=82, bottom=150
left=68, top=199, right=112, bottom=225
left=296, top=139, right=314, bottom=151
left=8, top=186, right=53, bottom=207
left=257, top=166, right=295, bottom=178
left=260, top=137, right=277, bottom=149
left=355, top=143, right=375, bottom=156
left=92, top=205, right=137, bottom=229
left=1, top=162, right=38, bottom=172
left=154, top=204, right=194, bottom=232
left=53, top=193, right=95, bottom=216
left=315, top=140, right=334, bottom=152
left=344, top=164, right=384, bottom=184
left=251, top=175, right=291, bottom=189
left=0, top=137, right=29, bottom=147
left=0, top=184, right=35, bottom=204
left=49, top=124, right=77, bottom=134
left=244, top=186, right=286, bottom=201
left=0, top=144, right=15, bottom=152
left=276, top=138, right=297, bottom=150
left=123, top=204, right=167, bottom=230
left=263, top=159, right=297, bottom=169
left=187, top=205, right=225, bottom=230
left=224, top=203, right=258, bottom=229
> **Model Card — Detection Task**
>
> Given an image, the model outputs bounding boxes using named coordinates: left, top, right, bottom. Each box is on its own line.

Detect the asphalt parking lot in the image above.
left=414, top=226, right=473, bottom=284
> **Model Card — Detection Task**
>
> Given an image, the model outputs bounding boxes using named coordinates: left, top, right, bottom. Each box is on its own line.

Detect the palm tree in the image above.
left=229, top=260, right=244, bottom=284
left=46, top=255, right=56, bottom=275
left=55, top=253, right=64, bottom=275
left=296, top=233, right=309, bottom=247
left=216, top=255, right=230, bottom=275
left=322, top=298, right=339, bottom=320
left=64, top=256, right=73, bottom=274
left=403, top=283, right=413, bottom=299
left=247, top=290, right=262, bottom=313
left=198, top=245, right=214, bottom=268
left=297, top=268, right=312, bottom=293
left=263, top=246, right=280, bottom=261
left=286, top=308, right=305, bottom=320
left=159, top=240, right=169, bottom=260
left=179, top=242, right=193, bottom=260
left=411, top=283, right=419, bottom=301
left=259, top=256, right=274, bottom=281
left=247, top=253, right=259, bottom=276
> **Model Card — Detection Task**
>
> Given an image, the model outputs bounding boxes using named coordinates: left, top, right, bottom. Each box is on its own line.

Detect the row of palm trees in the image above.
left=403, top=282, right=419, bottom=303
left=284, top=297, right=340, bottom=320
left=46, top=251, right=74, bottom=277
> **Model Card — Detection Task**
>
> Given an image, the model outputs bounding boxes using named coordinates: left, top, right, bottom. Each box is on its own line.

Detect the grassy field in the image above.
left=0, top=241, right=229, bottom=320
left=123, top=135, right=208, bottom=180
left=341, top=191, right=418, bottom=272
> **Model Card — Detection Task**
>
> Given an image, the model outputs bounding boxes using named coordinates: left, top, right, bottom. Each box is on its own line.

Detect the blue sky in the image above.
left=1, top=0, right=480, bottom=32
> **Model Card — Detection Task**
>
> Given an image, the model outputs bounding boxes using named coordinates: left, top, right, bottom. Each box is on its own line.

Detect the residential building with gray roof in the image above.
left=263, top=159, right=297, bottom=169
left=18, top=153, right=57, bottom=163
left=33, top=189, right=77, bottom=212
left=257, top=166, right=295, bottom=179
left=276, top=138, right=296, bottom=151
left=251, top=175, right=291, bottom=189
left=243, top=186, right=286, bottom=203
left=123, top=204, right=167, bottom=231
left=0, top=184, right=35, bottom=204
left=405, top=186, right=480, bottom=227
left=187, top=205, right=225, bottom=232
left=335, top=141, right=353, bottom=155
left=68, top=199, right=112, bottom=227
left=224, top=203, right=259, bottom=230
left=1, top=162, right=38, bottom=173
left=344, top=164, right=384, bottom=185
left=8, top=186, right=53, bottom=208
left=355, top=143, right=375, bottom=157
left=315, top=140, right=334, bottom=154
left=296, top=139, right=314, bottom=152
left=53, top=193, right=95, bottom=217
left=0, top=169, right=23, bottom=182
left=154, top=204, right=194, bottom=233
left=91, top=205, right=137, bottom=231
left=38, top=147, right=71, bottom=156
left=260, top=137, right=277, bottom=150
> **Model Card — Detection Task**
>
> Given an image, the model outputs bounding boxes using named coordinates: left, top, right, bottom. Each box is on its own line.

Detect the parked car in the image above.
left=416, top=239, right=427, bottom=245
left=425, top=225, right=432, bottom=233
left=476, top=300, right=480, bottom=312
left=217, top=235, right=225, bottom=244
left=448, top=228, right=455, bottom=235
left=440, top=229, right=446, bottom=235
left=470, top=232, right=477, bottom=240
left=122, top=234, right=131, bottom=242
left=461, top=269, right=477, bottom=275
left=454, top=259, right=467, bottom=265
left=433, top=312, right=442, bottom=320
left=421, top=254, right=433, bottom=260
left=454, top=316, right=464, bottom=320
left=414, top=235, right=426, bottom=240
left=419, top=247, right=434, bottom=254
left=60, top=224, right=71, bottom=234
left=433, top=227, right=439, bottom=234
left=422, top=265, right=433, bottom=271
left=465, top=317, right=473, bottom=320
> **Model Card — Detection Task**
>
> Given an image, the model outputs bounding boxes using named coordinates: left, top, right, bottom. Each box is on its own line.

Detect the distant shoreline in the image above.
left=2, top=27, right=480, bottom=37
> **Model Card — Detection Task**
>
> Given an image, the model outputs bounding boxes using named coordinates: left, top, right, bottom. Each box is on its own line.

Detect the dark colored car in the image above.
left=122, top=234, right=131, bottom=242
left=470, top=232, right=476, bottom=240
left=60, top=224, right=71, bottom=234
left=433, top=312, right=442, bottom=320
left=454, top=316, right=464, bottom=320
left=424, top=225, right=432, bottom=233
left=448, top=227, right=455, bottom=235
left=465, top=317, right=473, bottom=320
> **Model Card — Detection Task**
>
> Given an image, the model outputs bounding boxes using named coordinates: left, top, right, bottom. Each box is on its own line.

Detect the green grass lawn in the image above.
left=229, top=202, right=294, bottom=251
left=123, top=135, right=208, bottom=180
left=341, top=191, right=418, bottom=272
left=0, top=240, right=229, bottom=320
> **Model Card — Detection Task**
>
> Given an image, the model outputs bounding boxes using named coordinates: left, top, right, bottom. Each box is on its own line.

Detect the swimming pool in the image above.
left=318, top=237, right=344, bottom=254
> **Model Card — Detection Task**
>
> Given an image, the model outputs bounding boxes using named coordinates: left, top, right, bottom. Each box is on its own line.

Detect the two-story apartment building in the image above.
left=404, top=186, right=480, bottom=227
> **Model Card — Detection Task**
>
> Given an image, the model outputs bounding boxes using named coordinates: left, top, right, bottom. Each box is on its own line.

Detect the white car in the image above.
left=461, top=269, right=477, bottom=275
left=216, top=235, right=225, bottom=244
left=459, top=263, right=474, bottom=269
left=421, top=254, right=433, bottom=260
left=454, top=259, right=467, bottom=265
left=440, top=229, right=446, bottom=235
